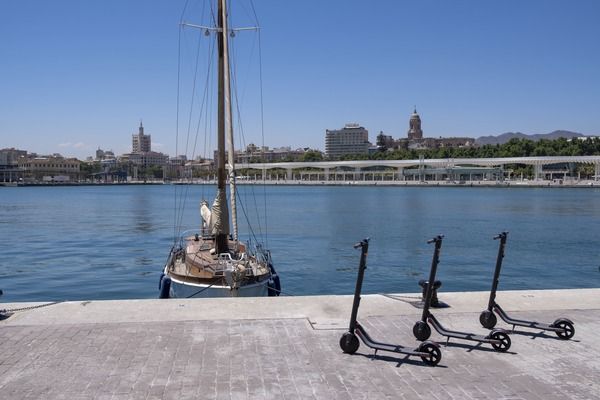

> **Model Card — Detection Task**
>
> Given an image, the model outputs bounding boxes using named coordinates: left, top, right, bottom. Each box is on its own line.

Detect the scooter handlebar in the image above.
left=427, top=234, right=444, bottom=244
left=353, top=238, right=370, bottom=249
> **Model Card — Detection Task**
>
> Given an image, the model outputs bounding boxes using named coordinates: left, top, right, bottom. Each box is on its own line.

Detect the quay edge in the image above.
left=2, top=288, right=599, bottom=326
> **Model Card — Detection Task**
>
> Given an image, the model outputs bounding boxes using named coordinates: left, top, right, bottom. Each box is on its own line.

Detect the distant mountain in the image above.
left=475, top=130, right=585, bottom=146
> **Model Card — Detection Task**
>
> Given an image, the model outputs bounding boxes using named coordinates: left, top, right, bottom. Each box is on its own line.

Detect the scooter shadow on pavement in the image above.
left=505, top=329, right=581, bottom=342
left=437, top=340, right=518, bottom=355
left=355, top=351, right=449, bottom=369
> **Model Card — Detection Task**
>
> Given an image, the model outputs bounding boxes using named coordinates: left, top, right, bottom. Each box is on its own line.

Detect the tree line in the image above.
left=352, top=137, right=600, bottom=161
left=280, top=137, right=600, bottom=163
left=304, top=137, right=600, bottom=178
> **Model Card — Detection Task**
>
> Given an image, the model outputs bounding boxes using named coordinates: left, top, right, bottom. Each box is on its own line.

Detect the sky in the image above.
left=1, top=0, right=600, bottom=160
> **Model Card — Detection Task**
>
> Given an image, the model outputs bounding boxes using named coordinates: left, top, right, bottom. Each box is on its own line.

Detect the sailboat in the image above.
left=159, top=0, right=280, bottom=298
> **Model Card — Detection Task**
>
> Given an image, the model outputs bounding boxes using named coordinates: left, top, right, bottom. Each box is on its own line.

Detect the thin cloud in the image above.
left=57, top=142, right=88, bottom=149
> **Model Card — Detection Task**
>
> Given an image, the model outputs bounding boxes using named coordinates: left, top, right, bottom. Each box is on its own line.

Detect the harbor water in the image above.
left=1, top=184, right=599, bottom=302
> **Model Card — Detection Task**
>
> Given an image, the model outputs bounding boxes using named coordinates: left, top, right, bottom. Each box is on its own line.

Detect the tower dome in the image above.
left=407, top=108, right=423, bottom=140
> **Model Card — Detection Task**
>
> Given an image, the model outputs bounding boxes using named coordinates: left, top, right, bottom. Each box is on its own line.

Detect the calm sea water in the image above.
left=1, top=184, right=599, bottom=302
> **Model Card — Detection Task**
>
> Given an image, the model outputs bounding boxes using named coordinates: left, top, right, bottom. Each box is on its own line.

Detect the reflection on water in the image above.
left=130, top=188, right=154, bottom=234
left=1, top=185, right=599, bottom=302
left=135, top=256, right=154, bottom=267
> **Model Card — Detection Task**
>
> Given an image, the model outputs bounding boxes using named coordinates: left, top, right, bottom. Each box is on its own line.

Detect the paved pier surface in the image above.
left=1, top=289, right=599, bottom=399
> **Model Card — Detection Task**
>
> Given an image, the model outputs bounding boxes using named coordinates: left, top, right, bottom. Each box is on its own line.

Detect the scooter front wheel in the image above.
left=418, top=342, right=441, bottom=366
left=479, top=310, right=497, bottom=329
left=489, top=331, right=511, bottom=352
left=339, top=332, right=360, bottom=354
left=553, top=319, right=575, bottom=340
left=413, top=321, right=431, bottom=341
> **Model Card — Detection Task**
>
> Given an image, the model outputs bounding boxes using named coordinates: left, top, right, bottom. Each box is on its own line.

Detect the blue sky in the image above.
left=1, top=0, right=599, bottom=159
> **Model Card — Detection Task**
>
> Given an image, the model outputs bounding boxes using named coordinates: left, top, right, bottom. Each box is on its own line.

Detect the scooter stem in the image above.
left=348, top=238, right=369, bottom=332
left=487, top=232, right=508, bottom=311
left=421, top=235, right=444, bottom=322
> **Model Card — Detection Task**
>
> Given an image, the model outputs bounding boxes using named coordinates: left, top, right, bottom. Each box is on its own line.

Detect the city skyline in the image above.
left=1, top=0, right=600, bottom=160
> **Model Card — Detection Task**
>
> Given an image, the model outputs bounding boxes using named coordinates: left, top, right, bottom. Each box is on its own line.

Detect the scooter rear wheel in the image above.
left=490, top=331, right=511, bottom=352
left=479, top=310, right=497, bottom=329
left=339, top=332, right=360, bottom=354
left=418, top=342, right=441, bottom=366
left=553, top=319, right=575, bottom=340
left=413, top=321, right=431, bottom=341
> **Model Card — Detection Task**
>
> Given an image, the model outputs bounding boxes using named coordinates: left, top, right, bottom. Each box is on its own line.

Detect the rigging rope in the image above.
left=176, top=24, right=204, bottom=238
left=185, top=282, right=218, bottom=298
left=255, top=17, right=269, bottom=249
left=227, top=6, right=270, bottom=248
left=0, top=301, right=64, bottom=315
left=178, top=27, right=215, bottom=238
left=174, top=0, right=202, bottom=245
left=174, top=8, right=215, bottom=241
left=174, top=19, right=182, bottom=245
left=229, top=26, right=267, bottom=245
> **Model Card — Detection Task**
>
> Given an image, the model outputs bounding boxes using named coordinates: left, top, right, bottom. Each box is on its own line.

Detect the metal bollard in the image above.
left=418, top=279, right=442, bottom=308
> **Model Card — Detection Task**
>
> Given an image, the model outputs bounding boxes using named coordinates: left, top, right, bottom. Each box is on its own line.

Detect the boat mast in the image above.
left=221, top=0, right=239, bottom=243
left=214, top=0, right=230, bottom=254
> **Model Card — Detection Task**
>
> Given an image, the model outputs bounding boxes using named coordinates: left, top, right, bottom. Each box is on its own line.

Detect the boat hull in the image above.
left=165, top=268, right=269, bottom=298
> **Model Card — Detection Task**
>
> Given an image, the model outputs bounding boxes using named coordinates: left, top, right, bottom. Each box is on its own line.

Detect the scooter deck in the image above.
left=428, top=314, right=495, bottom=343
left=494, top=304, right=555, bottom=331
left=356, top=323, right=426, bottom=356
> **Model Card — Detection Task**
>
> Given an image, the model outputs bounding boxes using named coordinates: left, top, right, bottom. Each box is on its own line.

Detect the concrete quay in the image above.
left=1, top=288, right=599, bottom=399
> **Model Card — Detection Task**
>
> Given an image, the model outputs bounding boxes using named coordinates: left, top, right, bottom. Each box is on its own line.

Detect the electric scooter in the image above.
left=412, top=235, right=512, bottom=352
left=479, top=232, right=575, bottom=339
left=339, top=238, right=442, bottom=366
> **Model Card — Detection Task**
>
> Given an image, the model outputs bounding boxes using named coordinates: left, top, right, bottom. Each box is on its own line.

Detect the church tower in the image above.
left=407, top=108, right=423, bottom=140
left=132, top=120, right=151, bottom=153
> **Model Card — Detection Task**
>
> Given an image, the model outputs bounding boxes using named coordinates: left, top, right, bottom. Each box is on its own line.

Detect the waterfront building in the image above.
left=397, top=108, right=474, bottom=150
left=95, top=148, right=115, bottom=160
left=168, top=157, right=213, bottom=181
left=124, top=122, right=168, bottom=168
left=236, top=155, right=600, bottom=183
left=125, top=151, right=169, bottom=167
left=214, top=144, right=317, bottom=164
left=436, top=137, right=475, bottom=148
left=96, top=148, right=116, bottom=161
left=325, top=124, right=370, bottom=159
left=376, top=131, right=395, bottom=151
left=167, top=155, right=188, bottom=180
left=169, top=155, right=188, bottom=166
left=0, top=148, right=27, bottom=166
left=406, top=137, right=438, bottom=150
left=132, top=121, right=151, bottom=153
left=18, top=155, right=81, bottom=182
left=239, top=145, right=314, bottom=163
left=100, top=157, right=117, bottom=169
left=0, top=148, right=27, bottom=183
